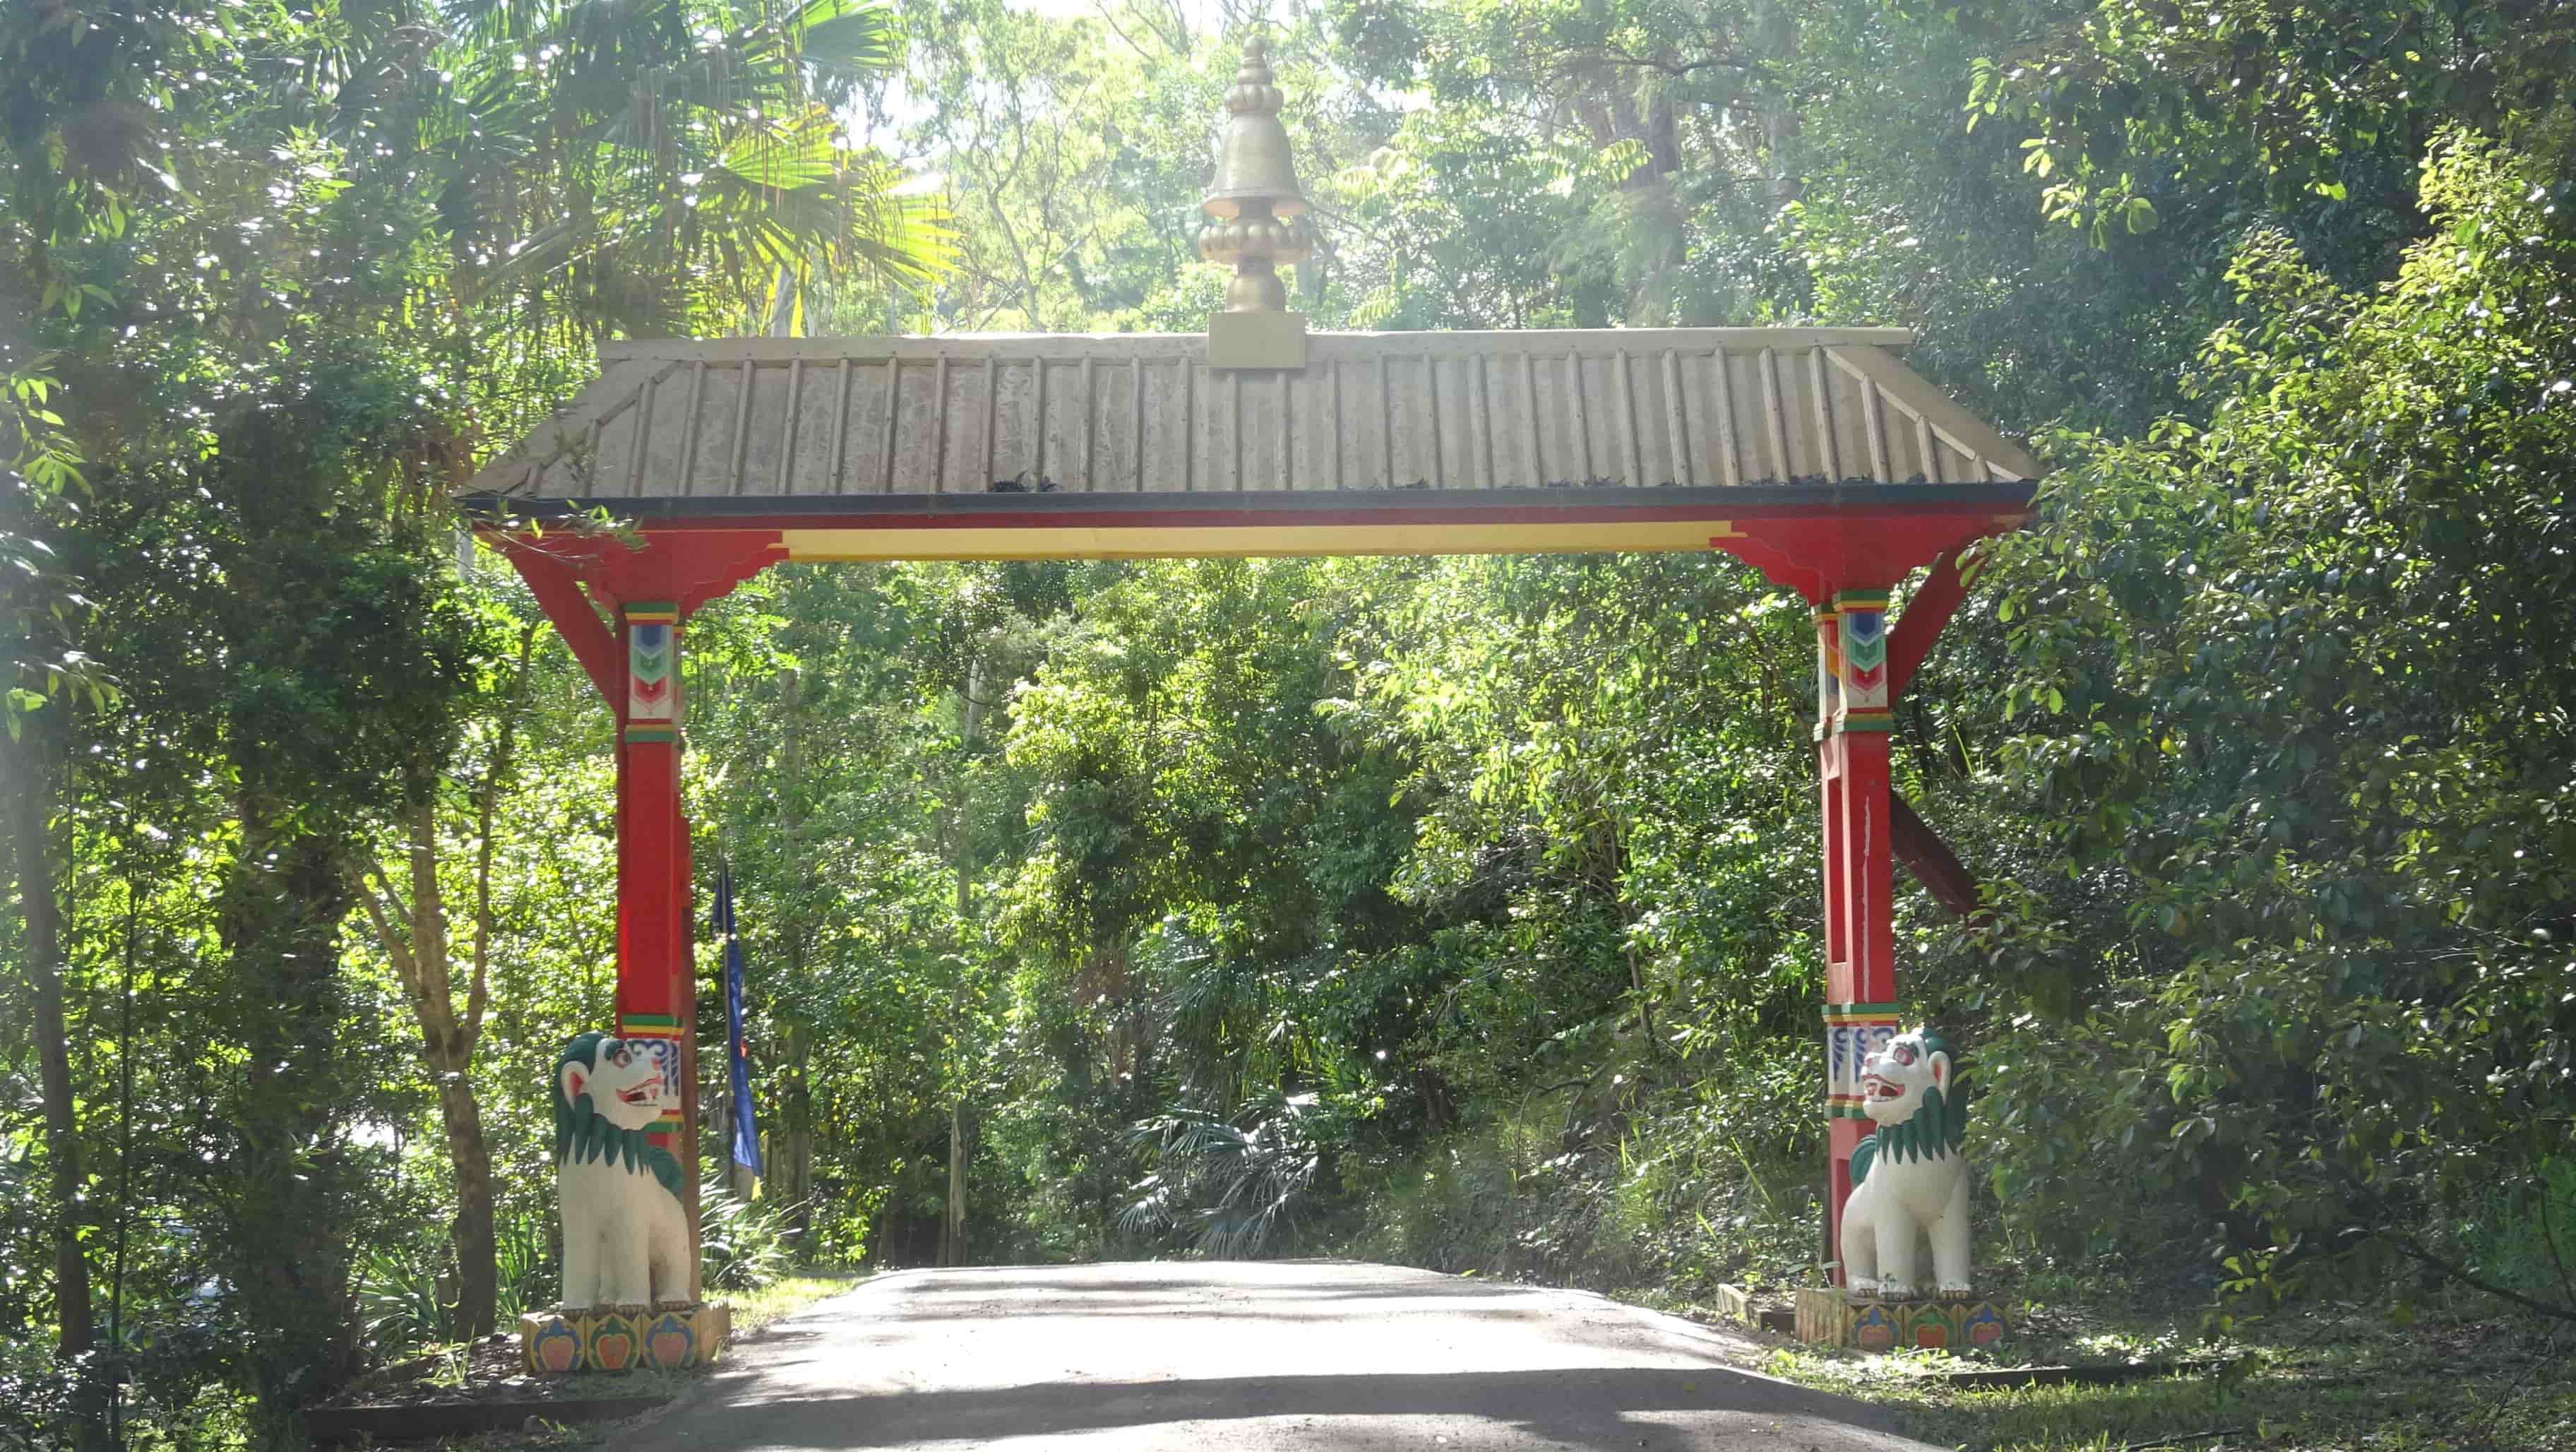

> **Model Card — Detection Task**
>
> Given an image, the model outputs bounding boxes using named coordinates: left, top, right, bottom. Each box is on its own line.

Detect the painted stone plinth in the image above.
left=1792, top=1287, right=2008, bottom=1350
left=519, top=1301, right=730, bottom=1374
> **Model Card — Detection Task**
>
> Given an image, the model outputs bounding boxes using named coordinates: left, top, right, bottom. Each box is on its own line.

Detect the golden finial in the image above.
left=1201, top=37, right=1310, bottom=367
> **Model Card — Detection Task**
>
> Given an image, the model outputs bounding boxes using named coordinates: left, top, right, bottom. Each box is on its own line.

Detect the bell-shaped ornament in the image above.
left=1203, top=37, right=1307, bottom=220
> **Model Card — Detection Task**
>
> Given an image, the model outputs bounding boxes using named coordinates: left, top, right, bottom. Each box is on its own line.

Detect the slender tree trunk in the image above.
left=435, top=1071, right=499, bottom=1337
left=1756, top=0, right=1803, bottom=208
left=353, top=627, right=530, bottom=1343
left=110, top=891, right=140, bottom=1448
left=780, top=1020, right=814, bottom=1211
left=938, top=668, right=984, bottom=1270
left=773, top=669, right=809, bottom=1225
left=10, top=738, right=94, bottom=1357
left=225, top=814, right=367, bottom=1408
left=942, top=1106, right=971, bottom=1268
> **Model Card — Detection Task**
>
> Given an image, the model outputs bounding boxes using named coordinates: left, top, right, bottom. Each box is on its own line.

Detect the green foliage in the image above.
left=698, top=1179, right=801, bottom=1292
left=1949, top=131, right=2576, bottom=1295
left=1122, top=1091, right=1335, bottom=1258
left=440, top=0, right=953, bottom=334
left=355, top=1240, right=455, bottom=1355
left=1958, top=0, right=2575, bottom=242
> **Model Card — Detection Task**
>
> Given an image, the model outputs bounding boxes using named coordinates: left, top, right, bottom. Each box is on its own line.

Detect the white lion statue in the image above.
left=1838, top=1027, right=1972, bottom=1299
left=554, top=1031, right=693, bottom=1311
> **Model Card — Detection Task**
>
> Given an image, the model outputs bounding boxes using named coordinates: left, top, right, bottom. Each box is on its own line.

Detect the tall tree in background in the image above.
left=2, top=0, right=951, bottom=1427
left=350, top=624, right=535, bottom=1342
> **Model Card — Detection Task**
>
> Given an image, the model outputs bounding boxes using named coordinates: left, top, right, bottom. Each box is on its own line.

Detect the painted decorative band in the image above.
left=620, top=1014, right=682, bottom=1031
left=624, top=725, right=680, bottom=744
left=624, top=601, right=681, bottom=624
left=1832, top=712, right=1892, bottom=733
left=1825, top=1014, right=1900, bottom=1105
left=1830, top=590, right=1892, bottom=610
left=1827, top=1103, right=1876, bottom=1119
left=1824, top=1001, right=1900, bottom=1017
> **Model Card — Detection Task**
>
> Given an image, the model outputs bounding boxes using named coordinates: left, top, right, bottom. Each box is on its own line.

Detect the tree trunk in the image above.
left=1756, top=0, right=1803, bottom=208
left=775, top=669, right=813, bottom=1232
left=777, top=1020, right=814, bottom=1216
left=225, top=816, right=367, bottom=1408
left=941, top=1105, right=971, bottom=1268
left=353, top=629, right=530, bottom=1346
left=938, top=668, right=982, bottom=1271
left=434, top=1071, right=499, bottom=1338
left=9, top=734, right=94, bottom=1357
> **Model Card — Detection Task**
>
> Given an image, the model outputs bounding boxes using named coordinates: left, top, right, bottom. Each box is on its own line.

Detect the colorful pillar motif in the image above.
left=1823, top=1002, right=1900, bottom=1119
left=1816, top=587, right=1898, bottom=1278
left=1832, top=591, right=1892, bottom=732
left=626, top=605, right=679, bottom=739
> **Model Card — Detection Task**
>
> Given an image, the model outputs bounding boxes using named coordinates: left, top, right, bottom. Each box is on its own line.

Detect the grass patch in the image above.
left=1750, top=1291, right=2576, bottom=1451
left=727, top=1271, right=869, bottom=1335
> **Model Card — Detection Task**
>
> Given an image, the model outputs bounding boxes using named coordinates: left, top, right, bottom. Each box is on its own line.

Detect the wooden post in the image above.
left=1817, top=588, right=1898, bottom=1280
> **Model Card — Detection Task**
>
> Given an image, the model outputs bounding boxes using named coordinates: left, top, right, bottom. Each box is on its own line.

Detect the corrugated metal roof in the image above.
left=458, top=328, right=2038, bottom=505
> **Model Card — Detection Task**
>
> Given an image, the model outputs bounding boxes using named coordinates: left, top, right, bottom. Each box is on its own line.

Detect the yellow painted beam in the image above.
left=781, top=518, right=1747, bottom=562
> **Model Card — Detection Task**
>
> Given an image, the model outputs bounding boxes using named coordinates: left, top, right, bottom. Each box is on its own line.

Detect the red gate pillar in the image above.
left=1816, top=588, right=1898, bottom=1280
left=615, top=600, right=701, bottom=1301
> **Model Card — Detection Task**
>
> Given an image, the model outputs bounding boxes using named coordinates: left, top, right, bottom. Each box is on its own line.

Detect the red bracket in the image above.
left=1715, top=511, right=2023, bottom=607
left=1885, top=548, right=1972, bottom=699
left=501, top=541, right=622, bottom=705
left=483, top=527, right=787, bottom=708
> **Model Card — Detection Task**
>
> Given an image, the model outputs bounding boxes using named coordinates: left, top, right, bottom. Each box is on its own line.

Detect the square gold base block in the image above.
left=1792, top=1287, right=2008, bottom=1350
left=519, top=1301, right=731, bottom=1374
left=1207, top=310, right=1308, bottom=369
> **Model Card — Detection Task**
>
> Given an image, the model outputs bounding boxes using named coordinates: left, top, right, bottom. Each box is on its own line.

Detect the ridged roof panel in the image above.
left=459, top=328, right=2038, bottom=504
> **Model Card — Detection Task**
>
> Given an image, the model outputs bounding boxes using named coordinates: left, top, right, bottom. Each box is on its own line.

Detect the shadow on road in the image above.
left=887, top=1273, right=1543, bottom=1301
left=694, top=1365, right=1904, bottom=1449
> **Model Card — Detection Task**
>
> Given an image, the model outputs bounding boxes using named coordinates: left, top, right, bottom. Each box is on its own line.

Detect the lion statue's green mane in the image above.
left=1849, top=1029, right=1962, bottom=1189
left=553, top=1031, right=684, bottom=1198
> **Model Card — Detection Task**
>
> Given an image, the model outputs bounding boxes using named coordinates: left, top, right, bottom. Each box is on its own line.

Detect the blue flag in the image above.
left=715, top=864, right=762, bottom=1175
